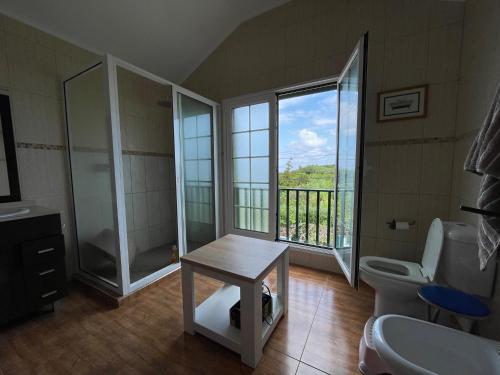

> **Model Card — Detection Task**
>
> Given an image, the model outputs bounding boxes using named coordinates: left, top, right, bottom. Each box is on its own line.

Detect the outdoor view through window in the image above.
left=278, top=88, right=338, bottom=248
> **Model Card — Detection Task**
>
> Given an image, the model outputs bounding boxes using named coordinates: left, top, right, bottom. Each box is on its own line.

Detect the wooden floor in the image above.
left=0, top=265, right=374, bottom=375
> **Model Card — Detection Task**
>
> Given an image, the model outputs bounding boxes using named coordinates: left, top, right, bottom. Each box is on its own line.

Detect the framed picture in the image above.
left=377, top=85, right=427, bottom=122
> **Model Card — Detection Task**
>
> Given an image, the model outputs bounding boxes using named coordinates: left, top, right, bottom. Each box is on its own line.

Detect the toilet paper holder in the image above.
left=386, top=219, right=415, bottom=230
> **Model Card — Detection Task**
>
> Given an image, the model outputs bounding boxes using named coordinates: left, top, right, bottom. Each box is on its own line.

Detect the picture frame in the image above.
left=377, top=85, right=427, bottom=122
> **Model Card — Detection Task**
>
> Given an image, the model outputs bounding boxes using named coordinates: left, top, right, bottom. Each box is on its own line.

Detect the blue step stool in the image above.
left=418, top=285, right=490, bottom=333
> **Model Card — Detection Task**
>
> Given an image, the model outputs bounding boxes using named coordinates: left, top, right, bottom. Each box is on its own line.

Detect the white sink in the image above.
left=0, top=207, right=30, bottom=219
left=373, top=315, right=500, bottom=375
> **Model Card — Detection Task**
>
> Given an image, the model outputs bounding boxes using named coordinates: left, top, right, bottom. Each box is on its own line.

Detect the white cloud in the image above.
left=298, top=128, right=327, bottom=147
left=279, top=96, right=308, bottom=110
left=313, top=117, right=336, bottom=126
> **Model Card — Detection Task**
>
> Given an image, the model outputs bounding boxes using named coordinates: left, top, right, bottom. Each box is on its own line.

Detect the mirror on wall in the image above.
left=0, top=94, right=21, bottom=203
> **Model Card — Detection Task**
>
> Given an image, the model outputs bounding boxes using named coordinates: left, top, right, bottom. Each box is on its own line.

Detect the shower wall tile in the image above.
left=134, top=228, right=149, bottom=254
left=125, top=193, right=134, bottom=232
left=132, top=192, right=147, bottom=230
left=122, top=155, right=132, bottom=194
left=131, top=155, right=146, bottom=193
left=145, top=156, right=159, bottom=191
left=146, top=191, right=161, bottom=226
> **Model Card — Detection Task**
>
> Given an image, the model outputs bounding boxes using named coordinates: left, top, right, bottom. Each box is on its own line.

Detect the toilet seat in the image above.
left=360, top=256, right=428, bottom=284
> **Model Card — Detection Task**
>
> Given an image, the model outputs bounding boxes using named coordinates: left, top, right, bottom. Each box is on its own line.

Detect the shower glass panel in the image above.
left=116, top=66, right=178, bottom=284
left=178, top=94, right=216, bottom=252
left=64, top=64, right=119, bottom=286
left=64, top=55, right=219, bottom=296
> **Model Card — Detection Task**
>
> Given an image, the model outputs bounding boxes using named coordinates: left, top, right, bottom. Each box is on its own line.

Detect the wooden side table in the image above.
left=180, top=234, right=289, bottom=368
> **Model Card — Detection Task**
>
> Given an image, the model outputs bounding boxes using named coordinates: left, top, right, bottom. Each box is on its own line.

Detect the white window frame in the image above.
left=223, top=92, right=278, bottom=241
left=222, top=77, right=338, bottom=243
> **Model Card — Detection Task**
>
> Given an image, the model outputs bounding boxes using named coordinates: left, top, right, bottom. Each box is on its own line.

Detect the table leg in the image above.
left=181, top=263, right=195, bottom=335
left=240, top=281, right=262, bottom=368
left=277, top=251, right=289, bottom=315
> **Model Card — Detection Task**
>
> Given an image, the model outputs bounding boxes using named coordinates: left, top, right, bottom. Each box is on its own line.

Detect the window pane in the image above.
left=251, top=157, right=269, bottom=183
left=335, top=51, right=359, bottom=264
left=179, top=94, right=216, bottom=253
left=233, top=132, right=250, bottom=158
left=251, top=208, right=268, bottom=232
left=234, top=106, right=249, bottom=132
left=250, top=103, right=269, bottom=130
left=233, top=158, right=250, bottom=182
left=251, top=183, right=269, bottom=209
left=185, top=160, right=198, bottom=181
left=197, top=114, right=211, bottom=136
left=198, top=160, right=212, bottom=182
left=232, top=103, right=270, bottom=233
left=184, top=138, right=198, bottom=160
left=234, top=183, right=250, bottom=206
left=183, top=116, right=197, bottom=138
left=197, top=137, right=212, bottom=159
left=234, top=207, right=250, bottom=230
left=251, top=130, right=269, bottom=157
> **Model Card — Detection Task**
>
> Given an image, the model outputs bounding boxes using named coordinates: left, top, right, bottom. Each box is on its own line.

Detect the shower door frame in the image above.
left=63, top=60, right=125, bottom=294
left=105, top=54, right=221, bottom=295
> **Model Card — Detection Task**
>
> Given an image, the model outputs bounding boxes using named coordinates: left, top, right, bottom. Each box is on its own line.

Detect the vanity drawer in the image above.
left=21, top=235, right=64, bottom=268
left=28, top=285, right=66, bottom=309
left=25, top=262, right=67, bottom=309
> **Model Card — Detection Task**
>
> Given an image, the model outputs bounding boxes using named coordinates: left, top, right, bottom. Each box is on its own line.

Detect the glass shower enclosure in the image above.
left=64, top=55, right=220, bottom=296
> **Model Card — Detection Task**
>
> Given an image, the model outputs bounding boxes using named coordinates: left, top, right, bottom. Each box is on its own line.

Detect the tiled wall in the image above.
left=449, top=0, right=500, bottom=340
left=0, top=13, right=99, bottom=275
left=117, top=67, right=177, bottom=260
left=183, top=0, right=465, bottom=264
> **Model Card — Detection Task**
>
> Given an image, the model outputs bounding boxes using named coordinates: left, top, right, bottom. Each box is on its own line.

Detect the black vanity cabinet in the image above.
left=0, top=212, right=67, bottom=325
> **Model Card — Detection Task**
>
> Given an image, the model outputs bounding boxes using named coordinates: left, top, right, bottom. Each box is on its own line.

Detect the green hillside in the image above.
left=278, top=162, right=353, bottom=248
left=279, top=162, right=335, bottom=189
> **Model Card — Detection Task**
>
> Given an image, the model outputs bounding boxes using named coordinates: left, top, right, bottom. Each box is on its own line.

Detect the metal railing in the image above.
left=278, top=188, right=335, bottom=249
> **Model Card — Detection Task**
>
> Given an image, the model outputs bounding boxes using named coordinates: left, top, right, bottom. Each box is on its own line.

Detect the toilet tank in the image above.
left=438, top=222, right=497, bottom=298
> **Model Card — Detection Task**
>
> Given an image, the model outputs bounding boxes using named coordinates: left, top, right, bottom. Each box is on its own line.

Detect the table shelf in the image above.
left=194, top=284, right=283, bottom=354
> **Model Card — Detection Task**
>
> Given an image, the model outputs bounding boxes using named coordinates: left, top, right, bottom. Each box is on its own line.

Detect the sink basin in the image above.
left=373, top=315, right=500, bottom=375
left=0, top=207, right=30, bottom=219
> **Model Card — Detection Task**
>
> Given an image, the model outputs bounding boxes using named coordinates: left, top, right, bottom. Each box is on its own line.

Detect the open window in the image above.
left=223, top=34, right=367, bottom=288
left=333, top=34, right=368, bottom=287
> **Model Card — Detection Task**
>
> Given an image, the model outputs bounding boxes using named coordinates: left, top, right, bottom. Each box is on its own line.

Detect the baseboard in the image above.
left=289, top=247, right=342, bottom=274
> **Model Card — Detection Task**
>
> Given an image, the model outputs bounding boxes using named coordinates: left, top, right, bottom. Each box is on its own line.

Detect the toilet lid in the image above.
left=421, top=218, right=445, bottom=281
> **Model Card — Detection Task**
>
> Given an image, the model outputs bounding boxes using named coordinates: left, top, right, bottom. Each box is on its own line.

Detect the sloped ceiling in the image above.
left=0, top=0, right=288, bottom=83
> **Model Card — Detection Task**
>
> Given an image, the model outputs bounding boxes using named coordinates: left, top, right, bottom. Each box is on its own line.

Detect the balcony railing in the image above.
left=278, top=188, right=335, bottom=249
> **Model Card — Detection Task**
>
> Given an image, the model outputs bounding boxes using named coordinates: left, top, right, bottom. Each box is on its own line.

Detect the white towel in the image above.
left=464, top=84, right=500, bottom=270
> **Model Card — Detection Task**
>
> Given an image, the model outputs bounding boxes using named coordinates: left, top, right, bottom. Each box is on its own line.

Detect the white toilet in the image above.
left=358, top=218, right=497, bottom=375
left=360, top=218, right=496, bottom=318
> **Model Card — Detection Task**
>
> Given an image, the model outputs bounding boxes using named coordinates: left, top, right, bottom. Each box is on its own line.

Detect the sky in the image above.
left=278, top=90, right=337, bottom=172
